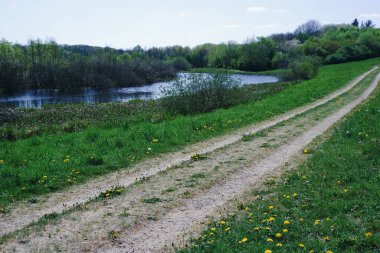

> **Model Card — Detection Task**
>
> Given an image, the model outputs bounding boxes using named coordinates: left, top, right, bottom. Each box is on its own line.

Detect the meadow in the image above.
left=178, top=69, right=380, bottom=253
left=0, top=58, right=379, bottom=208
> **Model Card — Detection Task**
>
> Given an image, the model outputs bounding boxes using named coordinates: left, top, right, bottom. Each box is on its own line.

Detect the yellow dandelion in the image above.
left=303, top=147, right=309, bottom=154
left=276, top=243, right=283, bottom=247
left=238, top=237, right=248, bottom=243
left=298, top=243, right=305, bottom=248
left=365, top=232, right=373, bottom=237
left=284, top=220, right=290, bottom=226
left=275, top=233, right=282, bottom=238
left=210, top=227, right=216, bottom=231
left=254, top=227, right=260, bottom=231
left=267, top=238, right=274, bottom=243
left=63, top=158, right=69, bottom=163
left=0, top=160, right=4, bottom=164
left=268, top=217, right=275, bottom=222
left=293, top=193, right=298, bottom=197
left=344, top=189, right=348, bottom=193
left=314, top=219, right=320, bottom=225
left=209, top=232, right=214, bottom=236
left=324, top=236, right=330, bottom=241
left=224, top=227, right=230, bottom=232
left=220, top=221, right=226, bottom=225
left=299, top=218, right=304, bottom=222
left=283, top=228, right=289, bottom=233
left=326, top=251, right=333, bottom=253
left=268, top=205, right=274, bottom=210
left=265, top=250, right=272, bottom=253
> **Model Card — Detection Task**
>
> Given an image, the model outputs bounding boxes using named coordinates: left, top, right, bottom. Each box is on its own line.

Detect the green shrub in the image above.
left=161, top=73, right=242, bottom=114
left=287, top=56, right=320, bottom=81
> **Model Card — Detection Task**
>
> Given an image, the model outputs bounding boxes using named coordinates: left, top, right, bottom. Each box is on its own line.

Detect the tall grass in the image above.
left=0, top=58, right=379, bottom=207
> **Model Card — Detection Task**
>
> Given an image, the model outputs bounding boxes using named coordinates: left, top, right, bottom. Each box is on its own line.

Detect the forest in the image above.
left=0, top=19, right=379, bottom=91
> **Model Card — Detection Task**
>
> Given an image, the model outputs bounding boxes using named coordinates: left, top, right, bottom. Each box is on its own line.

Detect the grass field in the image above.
left=0, top=58, right=379, bottom=208
left=178, top=74, right=380, bottom=252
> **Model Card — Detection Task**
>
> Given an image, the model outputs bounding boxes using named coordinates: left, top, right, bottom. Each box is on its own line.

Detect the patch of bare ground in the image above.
left=0, top=68, right=376, bottom=239
left=1, top=71, right=378, bottom=253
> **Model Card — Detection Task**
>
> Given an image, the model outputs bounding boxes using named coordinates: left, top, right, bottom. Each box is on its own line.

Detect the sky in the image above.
left=1, top=0, right=380, bottom=49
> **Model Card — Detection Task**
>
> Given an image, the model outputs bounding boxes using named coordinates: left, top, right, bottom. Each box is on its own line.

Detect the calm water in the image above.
left=0, top=73, right=279, bottom=108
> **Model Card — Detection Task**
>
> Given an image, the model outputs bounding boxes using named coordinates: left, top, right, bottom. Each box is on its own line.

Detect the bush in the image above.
left=287, top=56, right=320, bottom=81
left=160, top=73, right=241, bottom=114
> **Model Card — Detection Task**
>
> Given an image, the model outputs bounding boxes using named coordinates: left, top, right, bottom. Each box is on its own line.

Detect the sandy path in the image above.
left=0, top=67, right=377, bottom=238
left=100, top=71, right=380, bottom=253
left=0, top=70, right=379, bottom=253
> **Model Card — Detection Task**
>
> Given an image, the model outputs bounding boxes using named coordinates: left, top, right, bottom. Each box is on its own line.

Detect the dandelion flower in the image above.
left=283, top=228, right=288, bottom=233
left=254, top=227, right=260, bottom=231
left=324, top=236, right=330, bottom=241
left=267, top=238, right=273, bottom=242
left=275, top=233, right=282, bottom=238
left=268, top=217, right=275, bottom=222
left=265, top=250, right=272, bottom=253
left=284, top=220, right=290, bottom=226
left=314, top=220, right=320, bottom=225
left=0, top=160, right=4, bottom=164
left=293, top=193, right=298, bottom=197
left=238, top=237, right=248, bottom=243
left=298, top=243, right=305, bottom=248
left=224, top=227, right=230, bottom=232
left=344, top=189, right=348, bottom=193
left=210, top=227, right=216, bottom=231
left=365, top=232, right=373, bottom=237
left=276, top=243, right=283, bottom=247
left=268, top=205, right=274, bottom=210
left=326, top=251, right=333, bottom=253
left=63, top=159, right=69, bottom=163
left=220, top=221, right=226, bottom=225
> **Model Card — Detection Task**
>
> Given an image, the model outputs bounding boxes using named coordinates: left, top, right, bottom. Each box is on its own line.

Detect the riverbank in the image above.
left=0, top=58, right=379, bottom=208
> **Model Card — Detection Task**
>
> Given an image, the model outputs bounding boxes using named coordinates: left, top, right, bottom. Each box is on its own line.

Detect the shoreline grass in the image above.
left=178, top=77, right=380, bottom=253
left=0, top=58, right=379, bottom=207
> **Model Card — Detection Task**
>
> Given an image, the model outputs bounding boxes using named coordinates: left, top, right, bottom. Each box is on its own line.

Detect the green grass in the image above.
left=178, top=78, right=380, bottom=252
left=0, top=58, right=379, bottom=207
left=188, top=67, right=287, bottom=77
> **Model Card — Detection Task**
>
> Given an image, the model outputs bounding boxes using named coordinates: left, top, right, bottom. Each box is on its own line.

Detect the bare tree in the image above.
left=294, top=20, right=322, bottom=41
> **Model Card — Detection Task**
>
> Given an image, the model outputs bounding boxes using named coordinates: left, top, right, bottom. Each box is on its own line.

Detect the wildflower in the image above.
left=303, top=148, right=309, bottom=154
left=265, top=226, right=271, bottom=230
left=220, top=221, right=226, bottom=225
left=324, top=236, right=330, bottom=241
left=224, top=227, right=230, bottom=232
left=302, top=204, right=307, bottom=208
left=254, top=227, right=260, bottom=231
left=275, top=233, right=282, bottom=238
left=268, top=205, right=274, bottom=210
left=209, top=233, right=214, bottom=236
left=238, top=237, right=248, bottom=243
left=0, top=160, right=4, bottom=164
left=284, top=220, right=290, bottom=226
left=285, top=195, right=291, bottom=199
left=152, top=138, right=159, bottom=143
left=344, top=189, right=348, bottom=193
left=265, top=250, right=272, bottom=253
left=365, top=232, right=373, bottom=237
left=298, top=243, right=305, bottom=248
left=147, top=147, right=152, bottom=151
left=299, top=218, right=304, bottom=222
left=63, top=159, right=69, bottom=163
left=283, top=228, right=288, bottom=233
left=210, top=227, right=216, bottom=231
left=268, top=217, right=275, bottom=222
left=276, top=243, right=283, bottom=247
left=314, top=219, right=320, bottom=225
left=293, top=193, right=298, bottom=197
left=43, top=176, right=48, bottom=179
left=267, top=238, right=273, bottom=242
left=326, top=251, right=333, bottom=253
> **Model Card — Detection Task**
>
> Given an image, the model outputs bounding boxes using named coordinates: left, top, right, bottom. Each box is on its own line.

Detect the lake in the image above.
left=0, top=73, right=279, bottom=108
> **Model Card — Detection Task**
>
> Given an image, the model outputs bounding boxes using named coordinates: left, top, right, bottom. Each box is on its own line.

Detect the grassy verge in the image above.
left=188, top=67, right=288, bottom=77
left=178, top=79, right=380, bottom=253
left=0, top=58, right=379, bottom=207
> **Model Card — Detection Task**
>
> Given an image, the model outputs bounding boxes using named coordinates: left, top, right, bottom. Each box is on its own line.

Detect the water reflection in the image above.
left=0, top=73, right=279, bottom=108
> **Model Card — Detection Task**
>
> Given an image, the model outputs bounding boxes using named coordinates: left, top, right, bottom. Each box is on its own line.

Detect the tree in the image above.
left=294, top=20, right=322, bottom=42
left=361, top=20, right=375, bottom=28
left=351, top=18, right=359, bottom=27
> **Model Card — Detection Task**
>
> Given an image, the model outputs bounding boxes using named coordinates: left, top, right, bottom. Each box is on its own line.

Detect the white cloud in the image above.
left=252, top=24, right=276, bottom=29
left=246, top=6, right=267, bottom=12
left=274, top=9, right=286, bottom=13
left=223, top=24, right=240, bottom=29
left=359, top=13, right=380, bottom=19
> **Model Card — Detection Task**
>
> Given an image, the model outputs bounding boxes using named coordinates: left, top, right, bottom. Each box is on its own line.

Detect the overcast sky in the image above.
left=1, top=0, right=379, bottom=49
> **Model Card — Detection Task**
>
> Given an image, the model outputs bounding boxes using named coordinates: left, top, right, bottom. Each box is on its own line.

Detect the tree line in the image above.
left=0, top=19, right=379, bottom=91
